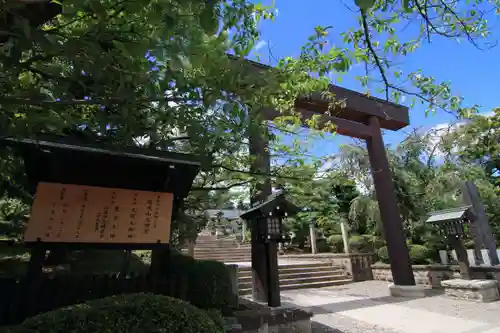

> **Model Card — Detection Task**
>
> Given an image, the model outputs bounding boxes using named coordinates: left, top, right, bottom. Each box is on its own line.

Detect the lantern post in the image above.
left=240, top=191, right=299, bottom=307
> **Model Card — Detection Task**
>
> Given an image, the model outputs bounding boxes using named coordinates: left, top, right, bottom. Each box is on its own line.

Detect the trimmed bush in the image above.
left=348, top=235, right=371, bottom=253
left=409, top=244, right=431, bottom=265
left=377, top=246, right=389, bottom=263
left=316, top=239, right=331, bottom=253
left=360, top=235, right=385, bottom=252
left=187, top=259, right=233, bottom=312
left=377, top=244, right=432, bottom=265
left=168, top=251, right=232, bottom=312
left=327, top=234, right=344, bottom=253
left=9, top=294, right=224, bottom=333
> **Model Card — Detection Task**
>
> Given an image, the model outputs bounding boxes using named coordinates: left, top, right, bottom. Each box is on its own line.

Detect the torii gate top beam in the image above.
left=234, top=57, right=410, bottom=139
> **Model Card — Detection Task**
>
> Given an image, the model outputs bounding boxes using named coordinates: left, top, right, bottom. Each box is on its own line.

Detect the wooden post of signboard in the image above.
left=120, top=250, right=132, bottom=276
left=25, top=244, right=46, bottom=283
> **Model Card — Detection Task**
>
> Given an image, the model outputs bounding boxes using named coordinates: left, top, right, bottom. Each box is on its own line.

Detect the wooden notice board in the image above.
left=24, top=182, right=174, bottom=244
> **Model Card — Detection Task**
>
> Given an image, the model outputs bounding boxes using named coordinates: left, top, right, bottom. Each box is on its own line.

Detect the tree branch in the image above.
left=360, top=10, right=390, bottom=100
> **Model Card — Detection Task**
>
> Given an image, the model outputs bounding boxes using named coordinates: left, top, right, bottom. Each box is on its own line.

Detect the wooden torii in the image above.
left=240, top=58, right=416, bottom=305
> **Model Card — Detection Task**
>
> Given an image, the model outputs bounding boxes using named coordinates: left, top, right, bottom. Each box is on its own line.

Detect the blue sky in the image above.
left=247, top=0, right=499, bottom=159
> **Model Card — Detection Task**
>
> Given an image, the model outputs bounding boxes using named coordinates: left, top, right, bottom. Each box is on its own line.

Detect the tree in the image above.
left=2, top=0, right=500, bottom=252
left=442, top=109, right=500, bottom=191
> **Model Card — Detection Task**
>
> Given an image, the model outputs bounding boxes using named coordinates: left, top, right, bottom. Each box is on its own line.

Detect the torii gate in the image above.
left=242, top=58, right=418, bottom=306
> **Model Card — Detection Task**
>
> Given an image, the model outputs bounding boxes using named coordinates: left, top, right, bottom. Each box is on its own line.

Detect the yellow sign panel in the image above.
left=24, top=182, right=174, bottom=244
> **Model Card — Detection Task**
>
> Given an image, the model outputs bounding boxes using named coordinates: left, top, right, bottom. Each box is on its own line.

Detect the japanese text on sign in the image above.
left=24, top=182, right=174, bottom=244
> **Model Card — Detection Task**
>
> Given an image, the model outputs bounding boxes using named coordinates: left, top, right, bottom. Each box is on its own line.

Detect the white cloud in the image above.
left=426, top=121, right=466, bottom=157
left=254, top=40, right=267, bottom=51
left=314, top=157, right=338, bottom=179
left=481, top=110, right=495, bottom=117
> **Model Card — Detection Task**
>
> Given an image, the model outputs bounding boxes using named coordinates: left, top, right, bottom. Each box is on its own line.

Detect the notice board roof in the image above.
left=2, top=134, right=203, bottom=199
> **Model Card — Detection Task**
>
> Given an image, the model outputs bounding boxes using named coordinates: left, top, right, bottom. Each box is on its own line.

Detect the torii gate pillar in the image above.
left=366, top=116, right=415, bottom=286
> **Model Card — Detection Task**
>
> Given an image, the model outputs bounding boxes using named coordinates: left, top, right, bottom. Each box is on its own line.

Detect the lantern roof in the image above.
left=240, top=191, right=300, bottom=220
left=425, top=206, right=476, bottom=225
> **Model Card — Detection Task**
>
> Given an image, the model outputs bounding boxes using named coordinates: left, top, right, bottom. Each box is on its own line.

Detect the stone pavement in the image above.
left=280, top=281, right=500, bottom=333
left=229, top=259, right=318, bottom=267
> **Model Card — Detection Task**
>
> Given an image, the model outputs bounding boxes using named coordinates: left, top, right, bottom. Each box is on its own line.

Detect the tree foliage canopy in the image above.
left=0, top=0, right=499, bottom=250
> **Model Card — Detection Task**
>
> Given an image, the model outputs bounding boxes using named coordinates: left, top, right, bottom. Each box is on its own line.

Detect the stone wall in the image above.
left=372, top=263, right=500, bottom=288
left=279, top=253, right=376, bottom=282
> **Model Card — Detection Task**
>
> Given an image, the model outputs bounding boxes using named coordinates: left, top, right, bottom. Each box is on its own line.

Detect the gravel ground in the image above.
left=281, top=281, right=500, bottom=333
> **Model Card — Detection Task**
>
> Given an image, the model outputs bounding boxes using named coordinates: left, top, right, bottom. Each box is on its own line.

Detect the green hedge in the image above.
left=9, top=294, right=224, bottom=333
left=377, top=246, right=389, bottom=263
left=169, top=251, right=232, bottom=312
left=327, top=234, right=386, bottom=253
left=316, top=239, right=331, bottom=253
left=409, top=244, right=431, bottom=265
left=326, top=235, right=344, bottom=252
left=377, top=244, right=432, bottom=265
left=187, top=259, right=233, bottom=311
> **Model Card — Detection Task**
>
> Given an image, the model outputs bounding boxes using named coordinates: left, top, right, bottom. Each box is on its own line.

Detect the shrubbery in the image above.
left=377, top=246, right=389, bottom=263
left=326, top=234, right=344, bottom=252
left=8, top=294, right=224, bottom=333
left=327, top=234, right=386, bottom=253
left=409, top=244, right=431, bottom=265
left=169, top=251, right=232, bottom=312
left=316, top=239, right=331, bottom=253
left=377, top=244, right=432, bottom=265
left=348, top=235, right=367, bottom=252
left=187, top=259, right=233, bottom=311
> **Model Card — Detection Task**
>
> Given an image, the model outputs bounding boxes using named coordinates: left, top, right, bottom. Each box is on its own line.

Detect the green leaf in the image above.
left=403, top=0, right=412, bottom=13
left=354, top=0, right=376, bottom=11
left=200, top=6, right=219, bottom=35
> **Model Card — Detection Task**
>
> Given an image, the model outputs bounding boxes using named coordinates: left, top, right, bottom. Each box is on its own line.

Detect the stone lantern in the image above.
left=426, top=206, right=476, bottom=279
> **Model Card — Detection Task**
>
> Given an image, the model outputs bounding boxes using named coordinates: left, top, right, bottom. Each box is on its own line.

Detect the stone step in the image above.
left=193, top=249, right=250, bottom=253
left=192, top=253, right=251, bottom=257
left=238, top=263, right=339, bottom=272
left=193, top=252, right=250, bottom=257
left=238, top=274, right=348, bottom=289
left=188, top=259, right=250, bottom=264
left=238, top=270, right=345, bottom=282
left=239, top=279, right=352, bottom=295
left=193, top=255, right=251, bottom=260
left=190, top=244, right=247, bottom=247
left=195, top=258, right=252, bottom=262
left=193, top=248, right=251, bottom=252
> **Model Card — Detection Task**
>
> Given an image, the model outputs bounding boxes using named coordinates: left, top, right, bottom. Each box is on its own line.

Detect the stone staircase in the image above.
left=185, top=235, right=251, bottom=263
left=186, top=234, right=352, bottom=293
left=238, top=262, right=352, bottom=295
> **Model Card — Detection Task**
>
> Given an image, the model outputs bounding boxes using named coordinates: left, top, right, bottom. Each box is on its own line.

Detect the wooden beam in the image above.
left=231, top=56, right=410, bottom=131
left=262, top=108, right=373, bottom=139
left=299, top=88, right=409, bottom=131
